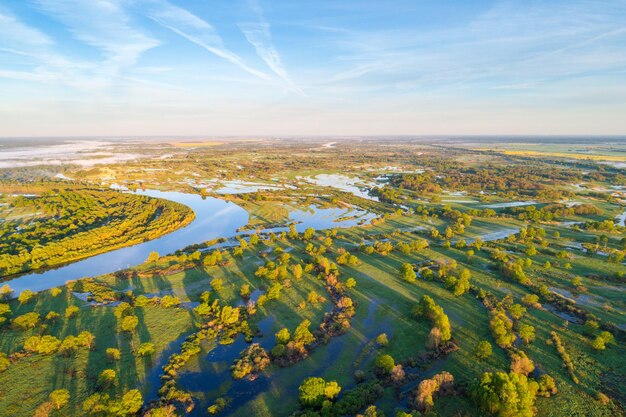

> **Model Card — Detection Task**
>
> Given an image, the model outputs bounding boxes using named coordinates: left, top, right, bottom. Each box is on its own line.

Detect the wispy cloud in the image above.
left=0, top=10, right=52, bottom=49
left=144, top=0, right=272, bottom=82
left=239, top=0, right=302, bottom=94
left=34, top=0, right=159, bottom=69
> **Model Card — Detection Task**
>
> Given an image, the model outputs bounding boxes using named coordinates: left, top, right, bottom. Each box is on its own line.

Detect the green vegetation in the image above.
left=0, top=139, right=624, bottom=417
left=0, top=185, right=193, bottom=277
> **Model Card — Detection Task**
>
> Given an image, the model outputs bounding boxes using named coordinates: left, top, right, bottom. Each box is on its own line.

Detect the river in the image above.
left=4, top=190, right=375, bottom=296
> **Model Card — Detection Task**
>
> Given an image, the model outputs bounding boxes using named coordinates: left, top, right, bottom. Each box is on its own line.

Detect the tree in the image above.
left=121, top=315, right=139, bottom=333
left=471, top=372, right=538, bottom=417
left=146, top=251, right=160, bottom=263
left=400, top=263, right=417, bottom=283
left=24, top=335, right=61, bottom=355
left=275, top=328, right=291, bottom=345
left=346, top=277, right=357, bottom=288
left=49, top=389, right=70, bottom=410
left=210, top=278, right=224, bottom=292
left=98, top=369, right=117, bottom=388
left=490, top=311, right=516, bottom=348
left=65, top=305, right=79, bottom=319
left=375, top=333, right=389, bottom=347
left=298, top=377, right=341, bottom=408
left=217, top=305, right=239, bottom=325
left=137, top=342, right=155, bottom=357
left=121, top=389, right=143, bottom=414
left=18, top=289, right=34, bottom=304
left=375, top=354, right=395, bottom=376
left=292, top=264, right=303, bottom=280
left=106, top=348, right=121, bottom=361
left=12, top=312, right=39, bottom=330
left=293, top=320, right=315, bottom=345
left=592, top=331, right=615, bottom=350
left=303, top=228, right=315, bottom=240
left=453, top=269, right=471, bottom=296
left=476, top=341, right=492, bottom=359
left=518, top=324, right=536, bottom=344
left=508, top=304, right=526, bottom=320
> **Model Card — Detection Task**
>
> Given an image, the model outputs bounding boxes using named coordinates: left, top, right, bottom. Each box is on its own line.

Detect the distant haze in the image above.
left=1, top=1, right=626, bottom=136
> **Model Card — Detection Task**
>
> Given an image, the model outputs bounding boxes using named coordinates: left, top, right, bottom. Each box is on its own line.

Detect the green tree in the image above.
left=293, top=320, right=315, bottom=345
left=146, top=251, right=160, bottom=263
left=18, top=289, right=34, bottom=304
left=375, top=354, right=395, bottom=376
left=471, top=372, right=538, bottom=417
left=400, top=263, right=417, bottom=283
left=49, top=389, right=70, bottom=410
left=138, top=342, right=155, bottom=357
left=475, top=340, right=492, bottom=359
left=121, top=315, right=139, bottom=333
left=275, top=328, right=291, bottom=345
left=298, top=377, right=341, bottom=408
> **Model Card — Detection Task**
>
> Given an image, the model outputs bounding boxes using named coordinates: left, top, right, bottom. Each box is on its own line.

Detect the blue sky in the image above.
left=1, top=0, right=625, bottom=136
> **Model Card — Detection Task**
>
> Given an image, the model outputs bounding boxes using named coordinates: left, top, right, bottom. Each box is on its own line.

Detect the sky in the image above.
left=1, top=0, right=626, bottom=137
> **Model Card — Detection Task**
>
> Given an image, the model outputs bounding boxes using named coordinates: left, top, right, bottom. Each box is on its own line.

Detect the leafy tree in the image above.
left=18, top=289, right=34, bottom=304
left=24, top=335, right=61, bottom=355
left=471, top=372, right=538, bottom=417
left=400, top=263, right=416, bottom=283
left=518, top=324, right=535, bottom=344
left=138, top=342, right=155, bottom=357
left=65, top=305, right=79, bottom=319
left=12, top=312, right=39, bottom=330
left=293, top=320, right=315, bottom=345
left=121, top=389, right=143, bottom=414
left=490, top=311, right=516, bottom=348
left=210, top=278, right=224, bottom=292
left=476, top=341, right=493, bottom=359
left=106, top=348, right=121, bottom=361
left=49, top=389, right=70, bottom=410
left=375, top=333, right=389, bottom=347
left=98, top=369, right=117, bottom=388
left=298, top=377, right=341, bottom=408
left=592, top=331, right=615, bottom=350
left=146, top=251, right=160, bottom=263
left=375, top=354, right=395, bottom=376
left=508, top=304, right=526, bottom=320
left=275, top=328, right=291, bottom=345
left=121, top=315, right=139, bottom=333
left=346, top=277, right=357, bottom=288
left=292, top=264, right=303, bottom=280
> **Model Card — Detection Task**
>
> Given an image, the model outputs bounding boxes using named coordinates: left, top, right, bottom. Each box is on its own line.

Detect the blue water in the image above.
left=4, top=192, right=376, bottom=296
left=4, top=190, right=249, bottom=295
